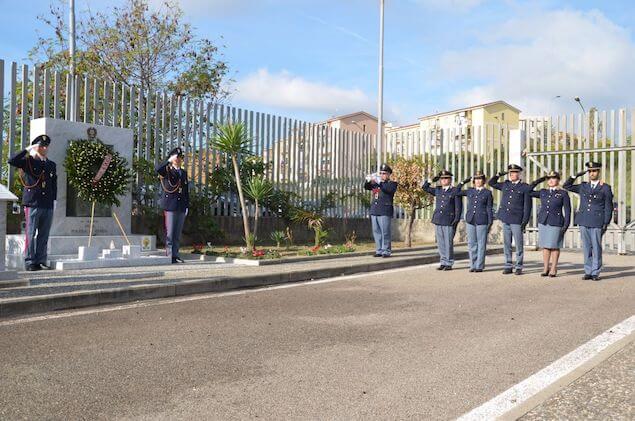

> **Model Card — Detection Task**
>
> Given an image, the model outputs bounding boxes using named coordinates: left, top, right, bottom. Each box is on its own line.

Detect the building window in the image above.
left=501, top=112, right=505, bottom=121
left=363, top=124, right=366, bottom=132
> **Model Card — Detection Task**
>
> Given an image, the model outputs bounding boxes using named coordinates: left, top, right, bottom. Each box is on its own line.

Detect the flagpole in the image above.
left=376, top=0, right=384, bottom=172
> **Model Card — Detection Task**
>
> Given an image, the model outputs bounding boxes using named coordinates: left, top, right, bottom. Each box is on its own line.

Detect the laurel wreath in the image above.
left=64, top=139, right=133, bottom=207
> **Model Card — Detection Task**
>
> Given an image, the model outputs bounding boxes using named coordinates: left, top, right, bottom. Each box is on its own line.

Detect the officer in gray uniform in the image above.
left=8, top=135, right=57, bottom=271
left=364, top=164, right=398, bottom=257
left=488, top=164, right=532, bottom=275
left=456, top=171, right=493, bottom=272
left=423, top=170, right=462, bottom=270
left=156, top=147, right=189, bottom=264
left=563, top=161, right=613, bottom=281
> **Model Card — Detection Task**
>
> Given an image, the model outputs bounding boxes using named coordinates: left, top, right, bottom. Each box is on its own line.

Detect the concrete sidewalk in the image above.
left=0, top=245, right=503, bottom=318
left=521, top=338, right=634, bottom=420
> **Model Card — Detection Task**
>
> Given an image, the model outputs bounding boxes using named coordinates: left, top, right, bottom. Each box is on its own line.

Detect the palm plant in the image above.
left=291, top=208, right=325, bottom=247
left=270, top=230, right=286, bottom=248
left=244, top=176, right=273, bottom=246
left=212, top=123, right=253, bottom=249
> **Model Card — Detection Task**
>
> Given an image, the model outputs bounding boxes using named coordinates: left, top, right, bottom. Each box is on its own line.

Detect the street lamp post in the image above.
left=376, top=0, right=384, bottom=172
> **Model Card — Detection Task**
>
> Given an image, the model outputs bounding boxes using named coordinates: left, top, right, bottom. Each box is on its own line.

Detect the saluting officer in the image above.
left=563, top=162, right=613, bottom=281
left=423, top=170, right=462, bottom=270
left=156, top=147, right=189, bottom=264
left=364, top=163, right=398, bottom=258
left=456, top=171, right=493, bottom=272
left=488, top=164, right=532, bottom=275
left=528, top=171, right=571, bottom=277
left=8, top=135, right=57, bottom=271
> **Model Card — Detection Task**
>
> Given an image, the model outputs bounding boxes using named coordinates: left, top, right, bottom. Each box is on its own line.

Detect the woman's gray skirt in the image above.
left=538, top=223, right=563, bottom=249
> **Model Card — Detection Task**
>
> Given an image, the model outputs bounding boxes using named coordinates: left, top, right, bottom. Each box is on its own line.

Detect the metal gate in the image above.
left=523, top=109, right=635, bottom=254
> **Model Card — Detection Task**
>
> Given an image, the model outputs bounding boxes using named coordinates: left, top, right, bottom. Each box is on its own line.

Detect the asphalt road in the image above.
left=1, top=251, right=633, bottom=420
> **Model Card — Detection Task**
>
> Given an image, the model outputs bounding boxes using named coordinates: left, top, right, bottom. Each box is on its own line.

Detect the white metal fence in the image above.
left=0, top=59, right=376, bottom=219
left=522, top=111, right=635, bottom=253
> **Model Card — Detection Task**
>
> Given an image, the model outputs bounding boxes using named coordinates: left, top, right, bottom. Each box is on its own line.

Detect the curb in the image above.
left=0, top=247, right=502, bottom=318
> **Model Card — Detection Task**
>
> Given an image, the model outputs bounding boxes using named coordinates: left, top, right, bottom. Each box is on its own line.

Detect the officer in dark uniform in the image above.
left=364, top=163, right=398, bottom=257
left=488, top=164, right=532, bottom=275
left=156, top=147, right=189, bottom=263
left=528, top=171, right=571, bottom=277
left=423, top=170, right=463, bottom=270
left=456, top=171, right=493, bottom=272
left=8, top=134, right=57, bottom=271
left=563, top=161, right=613, bottom=280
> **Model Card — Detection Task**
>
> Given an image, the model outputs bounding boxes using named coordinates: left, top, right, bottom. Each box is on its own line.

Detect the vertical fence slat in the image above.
left=8, top=62, right=17, bottom=186
left=20, top=64, right=29, bottom=148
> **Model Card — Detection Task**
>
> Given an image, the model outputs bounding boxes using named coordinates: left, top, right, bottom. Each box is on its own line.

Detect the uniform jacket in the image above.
left=456, top=186, right=493, bottom=226
left=488, top=175, right=532, bottom=225
left=529, top=187, right=571, bottom=229
left=156, top=160, right=190, bottom=212
left=8, top=149, right=57, bottom=209
left=422, top=181, right=463, bottom=226
left=364, top=179, right=398, bottom=217
left=563, top=179, right=613, bottom=228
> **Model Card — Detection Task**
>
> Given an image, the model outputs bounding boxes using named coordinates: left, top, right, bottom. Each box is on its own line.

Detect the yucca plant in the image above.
left=270, top=230, right=286, bottom=248
left=291, top=208, right=325, bottom=247
left=212, top=123, right=253, bottom=249
left=244, top=176, right=273, bottom=246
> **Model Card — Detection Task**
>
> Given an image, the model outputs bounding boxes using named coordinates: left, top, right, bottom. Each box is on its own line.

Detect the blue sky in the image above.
left=1, top=0, right=635, bottom=125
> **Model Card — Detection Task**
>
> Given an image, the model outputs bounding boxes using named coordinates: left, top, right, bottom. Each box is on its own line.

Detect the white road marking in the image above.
left=457, top=315, right=635, bottom=420
left=0, top=262, right=438, bottom=326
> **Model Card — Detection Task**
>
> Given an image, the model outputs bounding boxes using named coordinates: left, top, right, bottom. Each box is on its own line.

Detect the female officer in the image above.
left=156, top=147, right=189, bottom=263
left=528, top=170, right=571, bottom=277
left=456, top=171, right=493, bottom=272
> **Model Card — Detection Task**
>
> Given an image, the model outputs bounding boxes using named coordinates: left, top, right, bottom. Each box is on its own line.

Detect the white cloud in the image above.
left=439, top=9, right=635, bottom=115
left=412, top=0, right=485, bottom=12
left=235, top=68, right=373, bottom=115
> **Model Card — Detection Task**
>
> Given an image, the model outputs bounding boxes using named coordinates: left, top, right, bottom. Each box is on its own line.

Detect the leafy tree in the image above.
left=389, top=156, right=435, bottom=247
left=29, top=0, right=231, bottom=100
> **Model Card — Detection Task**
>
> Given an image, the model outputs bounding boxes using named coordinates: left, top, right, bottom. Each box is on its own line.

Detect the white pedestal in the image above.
left=78, top=246, right=100, bottom=261
left=102, top=249, right=123, bottom=259
left=123, top=245, right=142, bottom=259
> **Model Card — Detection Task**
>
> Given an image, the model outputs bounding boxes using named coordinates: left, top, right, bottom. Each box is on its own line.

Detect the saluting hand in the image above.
left=496, top=170, right=508, bottom=177
left=168, top=154, right=178, bottom=164
left=431, top=175, right=440, bottom=183
left=575, top=170, right=587, bottom=178
left=365, top=174, right=372, bottom=182
left=461, top=177, right=471, bottom=185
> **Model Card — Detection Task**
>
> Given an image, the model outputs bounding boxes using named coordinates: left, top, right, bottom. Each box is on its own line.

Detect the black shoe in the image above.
left=503, top=268, right=513, bottom=274
left=583, top=274, right=592, bottom=280
left=174, top=257, right=185, bottom=263
left=515, top=269, right=523, bottom=275
left=592, top=275, right=601, bottom=281
left=549, top=273, right=557, bottom=278
left=38, top=263, right=53, bottom=270
left=475, top=269, right=483, bottom=273
left=541, top=272, right=549, bottom=277
left=437, top=265, right=446, bottom=270
left=469, top=268, right=475, bottom=272
left=443, top=266, right=453, bottom=271
left=171, top=258, right=178, bottom=264
left=374, top=253, right=383, bottom=257
left=25, top=264, right=41, bottom=271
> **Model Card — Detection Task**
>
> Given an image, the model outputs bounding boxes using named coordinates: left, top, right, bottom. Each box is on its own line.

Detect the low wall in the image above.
left=133, top=213, right=506, bottom=247
left=391, top=219, right=504, bottom=244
